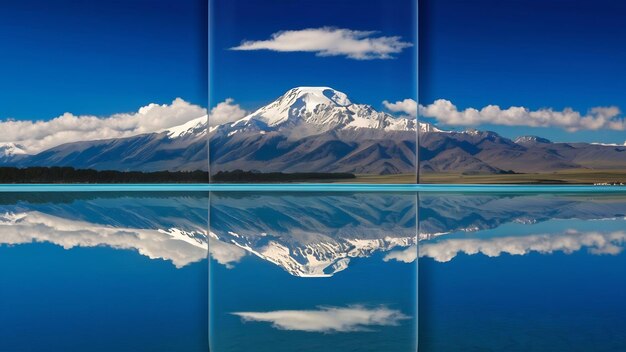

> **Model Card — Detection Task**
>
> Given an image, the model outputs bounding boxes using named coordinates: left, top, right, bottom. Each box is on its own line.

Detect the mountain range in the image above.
left=420, top=129, right=626, bottom=174
left=1, top=87, right=624, bottom=174
left=0, top=116, right=208, bottom=172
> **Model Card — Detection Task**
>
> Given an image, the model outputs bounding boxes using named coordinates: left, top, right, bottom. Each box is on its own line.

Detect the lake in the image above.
left=0, top=189, right=624, bottom=351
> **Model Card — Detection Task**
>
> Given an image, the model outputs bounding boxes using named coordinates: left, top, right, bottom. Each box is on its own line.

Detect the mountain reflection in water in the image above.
left=1, top=191, right=625, bottom=351
left=210, top=192, right=418, bottom=277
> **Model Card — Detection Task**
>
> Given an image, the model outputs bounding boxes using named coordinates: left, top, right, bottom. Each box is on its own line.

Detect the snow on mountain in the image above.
left=0, top=143, right=28, bottom=161
left=514, top=135, right=552, bottom=144
left=240, top=87, right=352, bottom=126
left=5, top=85, right=623, bottom=175
left=419, top=122, right=445, bottom=133
left=8, top=114, right=209, bottom=172
left=215, top=86, right=442, bottom=135
left=165, top=115, right=208, bottom=138
left=224, top=87, right=417, bottom=137
left=209, top=87, right=420, bottom=174
left=0, top=87, right=423, bottom=173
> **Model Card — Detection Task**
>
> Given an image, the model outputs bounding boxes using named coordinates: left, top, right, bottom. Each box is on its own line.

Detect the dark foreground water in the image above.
left=0, top=190, right=624, bottom=351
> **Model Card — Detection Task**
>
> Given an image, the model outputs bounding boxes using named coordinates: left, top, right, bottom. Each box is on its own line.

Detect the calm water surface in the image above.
left=419, top=193, right=626, bottom=352
left=0, top=190, right=624, bottom=351
left=0, top=192, right=208, bottom=352
left=209, top=192, right=419, bottom=352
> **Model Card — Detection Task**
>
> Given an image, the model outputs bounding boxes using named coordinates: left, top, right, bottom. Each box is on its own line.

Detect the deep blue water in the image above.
left=0, top=189, right=625, bottom=351
left=209, top=192, right=419, bottom=352
left=0, top=192, right=209, bottom=352
left=418, top=193, right=626, bottom=352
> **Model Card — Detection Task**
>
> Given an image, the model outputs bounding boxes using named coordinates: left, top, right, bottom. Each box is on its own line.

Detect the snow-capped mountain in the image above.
left=514, top=135, right=552, bottom=145
left=210, top=87, right=418, bottom=175
left=225, top=87, right=417, bottom=137
left=1, top=86, right=624, bottom=175
left=419, top=122, right=445, bottom=133
left=4, top=116, right=209, bottom=171
left=0, top=143, right=27, bottom=163
left=165, top=115, right=208, bottom=138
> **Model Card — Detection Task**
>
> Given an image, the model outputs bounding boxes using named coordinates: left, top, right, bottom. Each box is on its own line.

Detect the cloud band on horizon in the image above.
left=383, top=98, right=626, bottom=131
left=421, top=99, right=625, bottom=131
left=0, top=98, right=207, bottom=154
left=231, top=27, right=413, bottom=60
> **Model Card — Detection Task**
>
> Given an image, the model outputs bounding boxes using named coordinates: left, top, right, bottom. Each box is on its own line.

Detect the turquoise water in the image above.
left=0, top=184, right=625, bottom=192
left=0, top=189, right=625, bottom=351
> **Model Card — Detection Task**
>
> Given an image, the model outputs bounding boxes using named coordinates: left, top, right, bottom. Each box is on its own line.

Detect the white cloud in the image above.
left=383, top=245, right=417, bottom=263
left=0, top=98, right=207, bottom=154
left=208, top=235, right=246, bottom=269
left=208, top=98, right=248, bottom=127
left=0, top=211, right=207, bottom=268
left=419, top=230, right=626, bottom=262
left=419, top=99, right=626, bottom=131
left=231, top=27, right=413, bottom=60
left=232, top=305, right=410, bottom=333
left=383, top=99, right=417, bottom=117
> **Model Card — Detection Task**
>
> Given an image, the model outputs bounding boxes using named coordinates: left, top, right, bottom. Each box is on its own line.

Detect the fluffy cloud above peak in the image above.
left=419, top=99, right=625, bottom=131
left=231, top=27, right=413, bottom=60
left=0, top=98, right=207, bottom=154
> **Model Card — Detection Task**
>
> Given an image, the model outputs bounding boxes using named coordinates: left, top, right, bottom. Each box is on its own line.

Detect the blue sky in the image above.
left=210, top=0, right=418, bottom=112
left=0, top=0, right=207, bottom=121
left=2, top=0, right=623, bottom=144
left=421, top=0, right=626, bottom=143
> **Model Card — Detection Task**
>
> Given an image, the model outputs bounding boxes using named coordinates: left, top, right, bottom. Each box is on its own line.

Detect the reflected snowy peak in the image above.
left=210, top=192, right=418, bottom=277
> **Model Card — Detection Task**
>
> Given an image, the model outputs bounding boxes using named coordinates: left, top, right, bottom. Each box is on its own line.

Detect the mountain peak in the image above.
left=231, top=86, right=414, bottom=133
left=0, top=143, right=28, bottom=159
left=419, top=122, right=446, bottom=133
left=514, top=135, right=552, bottom=144
left=286, top=87, right=352, bottom=107
left=165, top=115, right=207, bottom=138
left=252, top=87, right=352, bottom=126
